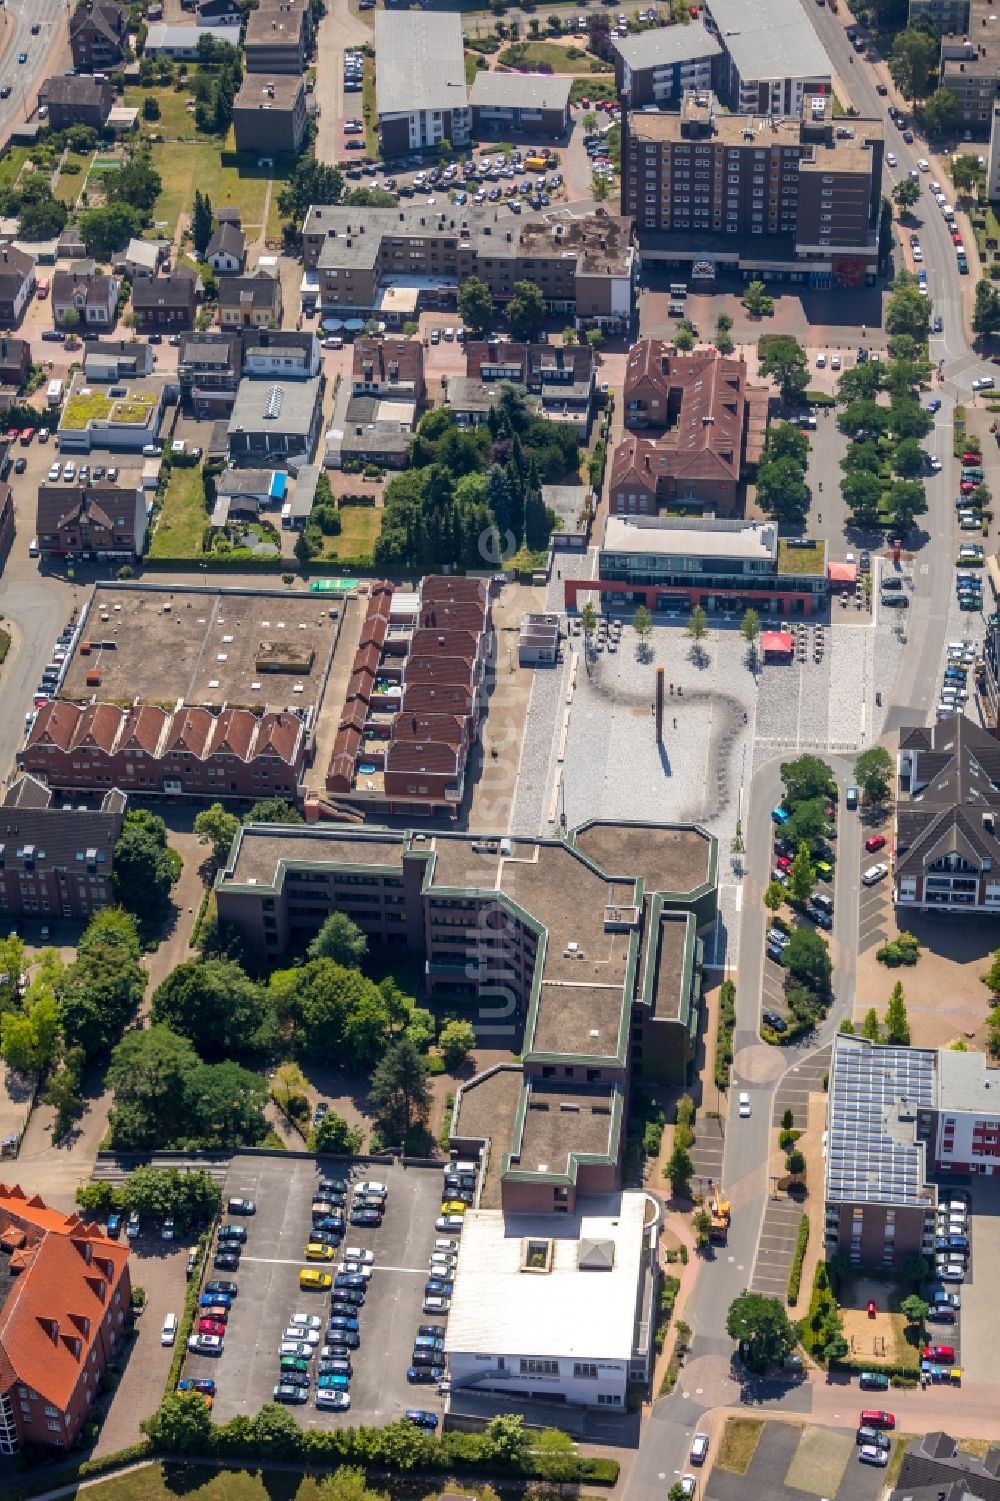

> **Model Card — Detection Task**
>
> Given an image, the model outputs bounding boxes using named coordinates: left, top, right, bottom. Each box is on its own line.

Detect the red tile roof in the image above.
left=207, top=708, right=255, bottom=761
left=253, top=711, right=302, bottom=764
left=26, top=701, right=79, bottom=753
left=70, top=703, right=122, bottom=754
left=118, top=704, right=167, bottom=755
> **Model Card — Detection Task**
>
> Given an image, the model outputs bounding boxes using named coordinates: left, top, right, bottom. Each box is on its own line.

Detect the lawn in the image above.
left=321, top=505, right=382, bottom=560
left=62, top=390, right=156, bottom=430
left=777, top=538, right=826, bottom=575
left=363, top=56, right=377, bottom=158
left=498, top=40, right=612, bottom=72
left=148, top=143, right=274, bottom=238
left=717, top=1418, right=764, bottom=1474
left=465, top=51, right=483, bottom=85
left=149, top=465, right=208, bottom=560
left=785, top=1428, right=852, bottom=1497
left=124, top=86, right=205, bottom=140
left=78, top=1464, right=324, bottom=1501
left=570, top=76, right=618, bottom=103
left=0, top=145, right=29, bottom=191
left=53, top=150, right=92, bottom=206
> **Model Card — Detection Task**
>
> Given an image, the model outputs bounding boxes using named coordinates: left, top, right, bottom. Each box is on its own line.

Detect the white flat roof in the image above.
left=375, top=12, right=467, bottom=119
left=603, top=514, right=778, bottom=562
left=444, top=1195, right=646, bottom=1362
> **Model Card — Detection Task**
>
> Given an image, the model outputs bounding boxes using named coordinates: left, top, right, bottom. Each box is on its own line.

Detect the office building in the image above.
left=469, top=72, right=571, bottom=138
left=375, top=12, right=471, bottom=156
left=612, top=24, right=721, bottom=108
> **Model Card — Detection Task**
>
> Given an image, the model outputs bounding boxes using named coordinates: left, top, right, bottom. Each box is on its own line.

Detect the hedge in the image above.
left=831, top=1355, right=920, bottom=1381
left=787, top=1213, right=809, bottom=1306
left=714, top=978, right=735, bottom=1089
left=167, top=1236, right=210, bottom=1391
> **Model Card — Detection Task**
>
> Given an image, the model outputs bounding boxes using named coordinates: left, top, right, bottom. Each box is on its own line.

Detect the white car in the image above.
left=337, top=1262, right=372, bottom=1280
left=912, top=245, right=923, bottom=261
left=930, top=179, right=941, bottom=192
left=342, top=1247, right=375, bottom=1265
left=929, top=456, right=942, bottom=471
left=973, top=376, right=996, bottom=390
left=423, top=1295, right=451, bottom=1314
left=690, top=1433, right=710, bottom=1465
left=161, top=1312, right=178, bottom=1347
left=886, top=152, right=897, bottom=167
left=288, top=1313, right=322, bottom=1330
left=47, top=462, right=61, bottom=481
left=738, top=1092, right=751, bottom=1118
left=679, top=1480, right=697, bottom=1499
left=433, top=1238, right=459, bottom=1254
left=816, top=352, right=826, bottom=368
left=918, top=157, right=930, bottom=172
left=355, top=1181, right=387, bottom=1198
left=831, top=354, right=841, bottom=370
left=862, top=863, right=889, bottom=886
left=281, top=1326, right=320, bottom=1346
left=859, top=1445, right=888, bottom=1468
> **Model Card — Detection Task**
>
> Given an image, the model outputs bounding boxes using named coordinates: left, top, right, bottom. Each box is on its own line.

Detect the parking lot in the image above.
left=182, top=1156, right=450, bottom=1428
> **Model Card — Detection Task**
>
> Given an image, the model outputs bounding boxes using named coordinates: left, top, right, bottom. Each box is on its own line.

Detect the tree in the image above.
left=664, top=1141, right=693, bottom=1197
left=726, top=1291, right=799, bottom=1371
left=106, top=1026, right=200, bottom=1149
left=191, top=189, right=214, bottom=256
left=982, top=949, right=1000, bottom=998
left=112, top=810, right=176, bottom=920
left=439, top=1018, right=476, bottom=1070
left=19, top=194, right=68, bottom=241
left=742, top=280, right=773, bottom=317
left=250, top=1403, right=303, bottom=1460
left=854, top=746, right=893, bottom=808
left=580, top=599, right=598, bottom=648
left=507, top=280, right=546, bottom=342
left=673, top=322, right=694, bottom=352
left=973, top=278, right=1000, bottom=337
left=889, top=26, right=937, bottom=100
left=886, top=980, right=910, bottom=1044
left=757, top=335, right=809, bottom=404
left=307, top=912, right=368, bottom=968
left=686, top=604, right=708, bottom=649
left=186, top=1060, right=269, bottom=1150
left=591, top=171, right=609, bottom=203
left=784, top=927, right=832, bottom=1003
left=151, top=959, right=275, bottom=1060
left=309, top=1110, right=363, bottom=1155
left=900, top=1293, right=929, bottom=1327
left=633, top=604, right=653, bottom=647
left=142, top=95, right=161, bottom=121
left=193, top=802, right=240, bottom=868
left=368, top=1037, right=431, bottom=1141
left=320, top=1470, right=388, bottom=1501
left=781, top=754, right=835, bottom=808
left=692, top=1206, right=713, bottom=1247
left=58, top=908, right=145, bottom=1058
left=276, top=156, right=344, bottom=226
left=75, top=1181, right=123, bottom=1219
left=892, top=176, right=921, bottom=212
left=244, top=798, right=303, bottom=825
left=757, top=454, right=808, bottom=523
left=879, top=194, right=894, bottom=269
left=271, top=1060, right=308, bottom=1117
left=121, top=1164, right=221, bottom=1226
left=788, top=842, right=815, bottom=906
left=893, top=436, right=924, bottom=479
left=283, top=958, right=393, bottom=1071
left=141, top=1390, right=214, bottom=1453
left=922, top=87, right=958, bottom=137
left=715, top=312, right=734, bottom=355
left=841, top=468, right=882, bottom=528
left=785, top=798, right=831, bottom=856
left=785, top=1149, right=806, bottom=1176
left=764, top=881, right=786, bottom=915
left=989, top=1002, right=1000, bottom=1058
left=740, top=608, right=761, bottom=661
left=523, top=482, right=550, bottom=550
left=581, top=110, right=598, bottom=131
left=533, top=1428, right=578, bottom=1483
left=861, top=1007, right=881, bottom=1042
left=0, top=992, right=61, bottom=1077
left=458, top=275, right=493, bottom=336
left=481, top=1413, right=530, bottom=1469
left=887, top=271, right=931, bottom=341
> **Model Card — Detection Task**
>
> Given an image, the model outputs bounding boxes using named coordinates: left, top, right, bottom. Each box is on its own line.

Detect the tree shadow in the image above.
left=688, top=643, right=710, bottom=669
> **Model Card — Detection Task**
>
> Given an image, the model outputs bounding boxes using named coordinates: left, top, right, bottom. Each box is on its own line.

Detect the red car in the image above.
left=962, top=452, right=981, bottom=465
left=860, top=1410, right=895, bottom=1429
left=922, top=1344, right=955, bottom=1363
left=776, top=855, right=793, bottom=871
left=961, top=481, right=975, bottom=494
left=198, top=1318, right=226, bottom=1337
left=865, top=834, right=887, bottom=853
left=866, top=1299, right=877, bottom=1318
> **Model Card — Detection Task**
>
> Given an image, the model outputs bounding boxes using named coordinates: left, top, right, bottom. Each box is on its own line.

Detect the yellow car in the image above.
left=305, top=1242, right=336, bottom=1261
left=440, top=1200, right=467, bottom=1217
left=299, top=1268, right=333, bottom=1290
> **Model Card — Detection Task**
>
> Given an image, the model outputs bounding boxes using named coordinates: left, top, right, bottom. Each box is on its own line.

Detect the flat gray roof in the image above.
left=469, top=71, right=572, bottom=112
left=602, top=514, right=778, bottom=563
left=703, top=0, right=831, bottom=83
left=229, top=376, right=320, bottom=438
left=375, top=11, right=467, bottom=119
left=937, top=1048, right=1000, bottom=1114
left=826, top=1035, right=936, bottom=1209
left=612, top=22, right=721, bottom=72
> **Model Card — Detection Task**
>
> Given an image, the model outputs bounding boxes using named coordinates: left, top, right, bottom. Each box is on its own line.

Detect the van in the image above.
left=28, top=538, right=39, bottom=558
left=46, top=378, right=63, bottom=407
left=281, top=502, right=293, bottom=527
left=161, top=1312, right=178, bottom=1347
left=524, top=155, right=549, bottom=170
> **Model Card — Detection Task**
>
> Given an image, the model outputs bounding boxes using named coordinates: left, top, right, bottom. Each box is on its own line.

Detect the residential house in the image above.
left=241, top=328, right=319, bottom=378
left=351, top=338, right=425, bottom=402
left=38, top=76, right=113, bottom=131
left=177, top=331, right=243, bottom=416
left=0, top=776, right=125, bottom=921
left=206, top=223, right=246, bottom=275
left=143, top=22, right=241, bottom=57
left=51, top=267, right=119, bottom=331
left=0, top=245, right=35, bottom=327
left=83, top=339, right=154, bottom=383
left=325, top=383, right=415, bottom=471
left=69, top=0, right=128, bottom=72
left=468, top=72, right=571, bottom=138
left=244, top=0, right=311, bottom=74
left=233, top=74, right=308, bottom=156
left=227, top=374, right=324, bottom=462
left=895, top=714, right=1000, bottom=913
left=466, top=340, right=595, bottom=436
left=131, top=273, right=197, bottom=331
left=218, top=270, right=282, bottom=329
left=123, top=238, right=162, bottom=280
left=0, top=1182, right=131, bottom=1453
left=35, top=483, right=147, bottom=560
left=0, top=337, right=31, bottom=395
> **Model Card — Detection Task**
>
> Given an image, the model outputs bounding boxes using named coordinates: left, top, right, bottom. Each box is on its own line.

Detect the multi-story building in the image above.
left=612, top=24, right=721, bottom=108
left=51, top=267, right=119, bottom=330
left=910, top=0, right=970, bottom=30
left=177, top=331, right=243, bottom=416
left=468, top=72, right=571, bottom=139
left=895, top=714, right=1000, bottom=913
left=38, top=77, right=113, bottom=132
left=233, top=75, right=308, bottom=157
left=0, top=777, right=125, bottom=921
left=374, top=12, right=471, bottom=156
left=227, top=374, right=324, bottom=463
left=302, top=205, right=634, bottom=331
left=0, top=1183, right=131, bottom=1453
left=940, top=1, right=1000, bottom=136
left=243, top=0, right=311, bottom=74
left=612, top=344, right=768, bottom=515
left=464, top=340, right=596, bottom=436
left=826, top=1034, right=1000, bottom=1270
left=0, top=246, right=35, bottom=328
left=622, top=92, right=883, bottom=284
left=131, top=274, right=198, bottom=332
left=351, top=337, right=425, bottom=402
left=0, top=336, right=31, bottom=395
left=570, top=515, right=828, bottom=615
left=35, top=483, right=147, bottom=560
left=69, top=0, right=128, bottom=73
left=701, top=0, right=832, bottom=116
left=83, top=339, right=154, bottom=383
left=56, top=374, right=167, bottom=455
left=988, top=101, right=1000, bottom=199
left=217, top=271, right=282, bottom=330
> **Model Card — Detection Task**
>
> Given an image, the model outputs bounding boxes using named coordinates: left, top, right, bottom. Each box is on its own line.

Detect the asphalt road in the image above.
left=0, top=0, right=67, bottom=140
left=623, top=11, right=984, bottom=1498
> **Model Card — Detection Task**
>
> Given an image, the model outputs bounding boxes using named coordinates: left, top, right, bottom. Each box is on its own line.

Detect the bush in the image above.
left=787, top=1214, right=809, bottom=1306
left=876, top=931, right=921, bottom=967
left=715, top=979, right=736, bottom=1090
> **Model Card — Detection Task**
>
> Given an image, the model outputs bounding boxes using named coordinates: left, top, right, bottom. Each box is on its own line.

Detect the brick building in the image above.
left=35, top=483, right=147, bottom=561
left=131, top=274, right=198, bottom=332
left=468, top=72, right=571, bottom=139
left=464, top=341, right=595, bottom=435
left=940, top=0, right=1000, bottom=136
left=0, top=246, right=36, bottom=328
left=69, top=0, right=128, bottom=73
left=610, top=345, right=768, bottom=516
left=0, top=1184, right=131, bottom=1454
left=0, top=777, right=124, bottom=922
left=39, top=76, right=113, bottom=132
left=351, top=338, right=425, bottom=402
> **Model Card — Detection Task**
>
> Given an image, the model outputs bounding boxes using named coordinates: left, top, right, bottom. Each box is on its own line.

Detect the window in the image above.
left=44, top=1406, right=59, bottom=1418
left=574, top=1362, right=599, bottom=1379
left=520, top=1358, right=558, bottom=1375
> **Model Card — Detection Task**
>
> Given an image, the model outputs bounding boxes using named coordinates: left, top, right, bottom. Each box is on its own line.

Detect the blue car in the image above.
left=933, top=314, right=944, bottom=332
left=424, top=1278, right=453, bottom=1296
left=200, top=1292, right=231, bottom=1309
left=317, top=1373, right=351, bottom=1390
left=405, top=1409, right=439, bottom=1429
left=328, top=1316, right=360, bottom=1333
left=928, top=397, right=942, bottom=413
left=766, top=942, right=786, bottom=963
left=413, top=1335, right=445, bottom=1351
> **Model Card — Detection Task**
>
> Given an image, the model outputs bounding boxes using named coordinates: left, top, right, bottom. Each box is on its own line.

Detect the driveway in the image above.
left=314, top=0, right=369, bottom=166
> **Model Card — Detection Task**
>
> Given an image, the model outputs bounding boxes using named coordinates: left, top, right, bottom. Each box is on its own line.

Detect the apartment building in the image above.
left=940, top=0, right=1000, bottom=136
left=375, top=12, right=470, bottom=155
left=351, top=338, right=425, bottom=402
left=571, top=514, right=828, bottom=615
left=895, top=714, right=1000, bottom=913
left=468, top=72, right=571, bottom=139
left=0, top=777, right=124, bottom=922
left=302, top=205, right=634, bottom=330
left=826, top=1035, right=1000, bottom=1270
left=244, top=0, right=311, bottom=74
left=613, top=344, right=768, bottom=515
left=0, top=246, right=35, bottom=328
left=910, top=0, right=970, bottom=30
left=612, top=24, right=721, bottom=108
left=69, top=0, right=128, bottom=73
left=35, top=483, right=147, bottom=560
left=622, top=92, right=883, bottom=284
left=39, top=77, right=113, bottom=132
left=701, top=0, right=832, bottom=116
left=465, top=340, right=596, bottom=435
left=0, top=1184, right=131, bottom=1453
left=233, top=74, right=308, bottom=157
left=177, top=331, right=243, bottom=415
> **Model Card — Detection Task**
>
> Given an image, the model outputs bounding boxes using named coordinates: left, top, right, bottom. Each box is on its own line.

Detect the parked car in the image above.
left=862, top=864, right=889, bottom=885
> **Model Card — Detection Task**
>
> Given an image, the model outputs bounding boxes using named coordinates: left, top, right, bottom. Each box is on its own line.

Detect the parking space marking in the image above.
left=239, top=1256, right=430, bottom=1274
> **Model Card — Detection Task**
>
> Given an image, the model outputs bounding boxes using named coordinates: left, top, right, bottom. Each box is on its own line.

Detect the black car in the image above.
left=418, top=1323, right=445, bottom=1337
left=330, top=1301, right=363, bottom=1319
left=279, top=1371, right=311, bottom=1389
left=310, top=1230, right=342, bottom=1248
left=217, top=1224, right=248, bottom=1243
left=410, top=1349, right=443, bottom=1367
left=407, top=1365, right=444, bottom=1383
left=318, top=1357, right=352, bottom=1376
left=762, top=1010, right=788, bottom=1034
left=333, top=1286, right=365, bottom=1306
left=214, top=1251, right=240, bottom=1270
left=350, top=1209, right=382, bottom=1227
left=334, top=1273, right=367, bottom=1291
left=323, top=1338, right=360, bottom=1357
left=273, top=1383, right=308, bottom=1404
left=147, top=332, right=163, bottom=345
left=205, top=1280, right=237, bottom=1297
left=319, top=1176, right=348, bottom=1195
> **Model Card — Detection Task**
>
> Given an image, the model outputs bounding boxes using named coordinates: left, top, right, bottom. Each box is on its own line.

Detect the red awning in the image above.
left=828, top=561, right=858, bottom=584
left=761, top=630, right=794, bottom=657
